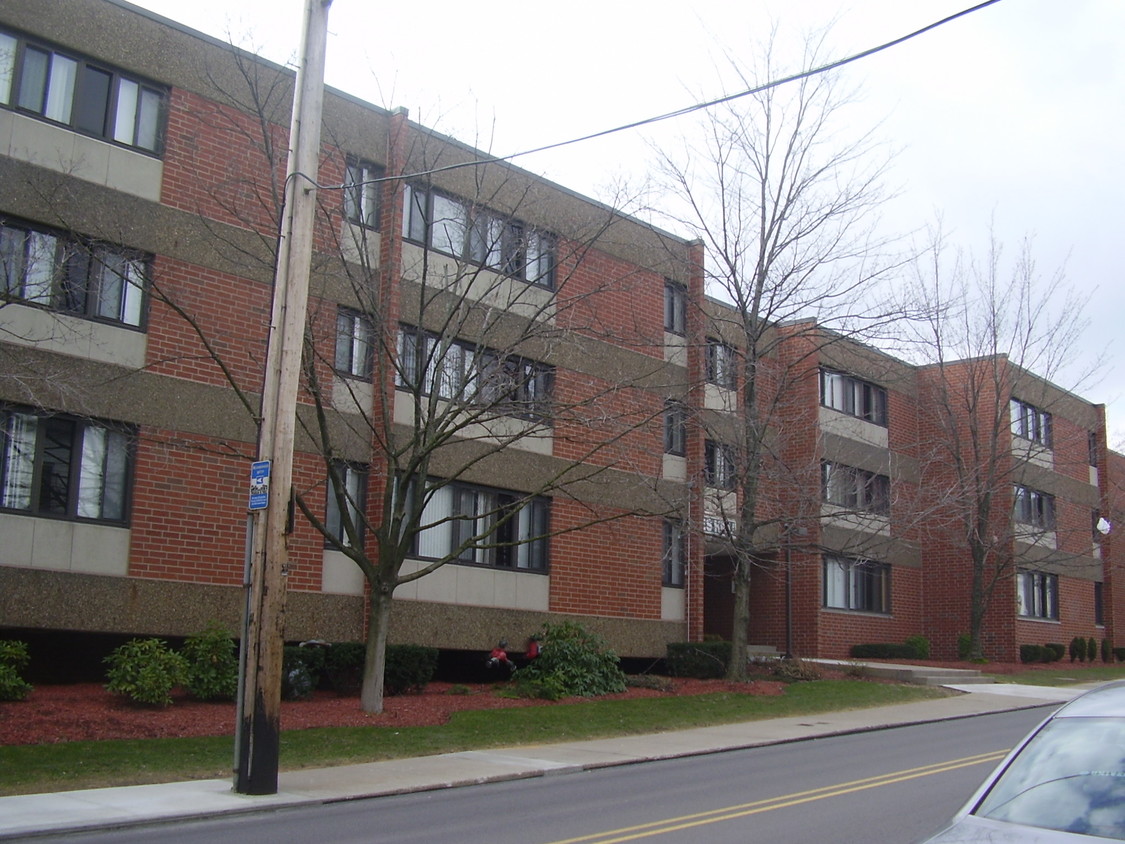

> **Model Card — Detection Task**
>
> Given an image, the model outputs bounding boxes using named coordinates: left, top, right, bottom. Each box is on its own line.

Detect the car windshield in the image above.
left=975, top=716, right=1125, bottom=839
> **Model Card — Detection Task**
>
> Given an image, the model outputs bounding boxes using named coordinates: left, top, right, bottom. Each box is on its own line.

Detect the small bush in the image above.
left=1087, top=638, right=1098, bottom=662
left=1070, top=637, right=1086, bottom=663
left=104, top=638, right=187, bottom=707
left=904, top=635, right=931, bottom=659
left=181, top=624, right=238, bottom=701
left=0, top=640, right=33, bottom=701
left=1020, top=644, right=1043, bottom=664
left=771, top=658, right=822, bottom=683
left=324, top=642, right=364, bottom=696
left=665, top=641, right=731, bottom=678
left=1114, top=647, right=1125, bottom=662
left=850, top=643, right=916, bottom=660
left=384, top=644, right=438, bottom=696
left=1103, top=639, right=1114, bottom=663
left=515, top=621, right=626, bottom=698
left=957, top=633, right=972, bottom=660
left=1045, top=643, right=1066, bottom=662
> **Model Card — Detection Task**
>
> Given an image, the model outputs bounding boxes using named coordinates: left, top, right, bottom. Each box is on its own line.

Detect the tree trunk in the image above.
left=359, top=588, right=393, bottom=713
left=727, top=561, right=751, bottom=681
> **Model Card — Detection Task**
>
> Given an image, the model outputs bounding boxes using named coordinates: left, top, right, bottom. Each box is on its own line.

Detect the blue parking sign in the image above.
left=249, top=461, right=270, bottom=511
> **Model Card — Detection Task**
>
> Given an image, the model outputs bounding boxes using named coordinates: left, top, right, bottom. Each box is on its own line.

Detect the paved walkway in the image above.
left=0, top=681, right=1096, bottom=840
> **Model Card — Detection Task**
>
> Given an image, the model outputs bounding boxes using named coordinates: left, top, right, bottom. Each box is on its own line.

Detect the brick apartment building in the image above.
left=0, top=0, right=1120, bottom=673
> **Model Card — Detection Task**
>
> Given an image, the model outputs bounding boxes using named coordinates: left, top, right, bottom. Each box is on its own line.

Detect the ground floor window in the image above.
left=0, top=407, right=132, bottom=522
left=413, top=478, right=549, bottom=571
left=823, top=555, right=890, bottom=613
left=1016, top=570, right=1058, bottom=620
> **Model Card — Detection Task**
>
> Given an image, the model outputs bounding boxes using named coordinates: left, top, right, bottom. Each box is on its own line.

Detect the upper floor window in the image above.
left=0, top=29, right=165, bottom=153
left=1016, top=570, right=1058, bottom=620
left=823, top=555, right=890, bottom=613
left=1, top=407, right=132, bottom=523
left=663, top=519, right=685, bottom=587
left=1013, top=485, right=1056, bottom=531
left=1088, top=431, right=1099, bottom=467
left=1010, top=398, right=1052, bottom=448
left=663, top=400, right=686, bottom=456
left=413, top=478, right=549, bottom=571
left=1, top=217, right=147, bottom=327
left=664, top=280, right=686, bottom=335
left=325, top=462, right=366, bottom=548
left=344, top=158, right=383, bottom=229
left=819, top=369, right=887, bottom=426
left=1095, top=581, right=1104, bottom=626
left=402, top=184, right=556, bottom=288
left=397, top=325, right=553, bottom=422
left=821, top=461, right=890, bottom=516
left=706, top=338, right=737, bottom=390
left=335, top=308, right=374, bottom=379
left=704, top=440, right=736, bottom=490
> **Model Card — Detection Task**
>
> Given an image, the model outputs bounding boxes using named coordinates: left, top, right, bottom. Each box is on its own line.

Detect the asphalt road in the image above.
left=39, top=707, right=1052, bottom=844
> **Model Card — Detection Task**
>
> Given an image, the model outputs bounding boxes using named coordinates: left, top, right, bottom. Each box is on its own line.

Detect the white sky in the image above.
left=129, top=0, right=1125, bottom=446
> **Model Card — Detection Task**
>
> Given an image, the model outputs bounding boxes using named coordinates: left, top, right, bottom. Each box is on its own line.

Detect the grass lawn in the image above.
left=0, top=680, right=946, bottom=796
left=997, top=663, right=1125, bottom=686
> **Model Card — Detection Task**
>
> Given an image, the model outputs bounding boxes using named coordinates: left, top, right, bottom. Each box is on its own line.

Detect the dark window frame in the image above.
left=334, top=307, right=375, bottom=380
left=344, top=157, right=383, bottom=230
left=1010, top=398, right=1053, bottom=449
left=401, top=184, right=557, bottom=289
left=1016, top=570, right=1059, bottom=620
left=819, top=368, right=888, bottom=427
left=823, top=555, right=891, bottom=613
left=821, top=461, right=890, bottom=516
left=704, top=440, right=736, bottom=490
left=664, top=280, right=686, bottom=335
left=705, top=337, right=737, bottom=390
left=663, top=399, right=686, bottom=456
left=1014, top=484, right=1056, bottom=531
left=0, top=27, right=167, bottom=155
left=662, top=519, right=685, bottom=587
left=1, top=216, right=148, bottom=329
left=324, top=461, right=367, bottom=549
left=0, top=405, right=134, bottom=525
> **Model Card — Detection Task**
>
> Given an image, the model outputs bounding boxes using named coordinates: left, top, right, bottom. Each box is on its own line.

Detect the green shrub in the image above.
left=665, top=641, right=731, bottom=678
left=1103, top=639, right=1114, bottom=663
left=384, top=644, right=438, bottom=696
left=1070, top=637, right=1086, bottom=663
left=0, top=639, right=32, bottom=702
left=850, top=643, right=916, bottom=660
left=1045, top=643, right=1066, bottom=662
left=515, top=621, right=625, bottom=698
left=1087, top=638, right=1098, bottom=662
left=957, top=634, right=972, bottom=660
left=1114, top=647, right=1125, bottom=662
left=324, top=642, right=363, bottom=695
left=181, top=624, right=238, bottom=701
left=104, top=638, right=187, bottom=706
left=1020, top=644, right=1044, bottom=664
left=904, top=635, right=931, bottom=659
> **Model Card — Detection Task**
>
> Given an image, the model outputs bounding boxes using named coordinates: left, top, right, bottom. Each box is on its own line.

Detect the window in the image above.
left=1, top=407, right=131, bottom=522
left=819, top=369, right=887, bottom=426
left=1, top=218, right=147, bottom=327
left=704, top=440, right=735, bottom=490
left=413, top=478, right=549, bottom=571
left=1013, top=485, right=1055, bottom=531
left=1010, top=398, right=1052, bottom=448
left=821, top=461, right=890, bottom=516
left=706, top=338, right=737, bottom=390
left=325, top=462, right=366, bottom=547
left=401, top=184, right=556, bottom=288
left=397, top=326, right=553, bottom=422
left=0, top=29, right=164, bottom=153
left=1095, top=581, right=1104, bottom=626
left=1088, top=431, right=1099, bottom=467
left=664, top=280, right=686, bottom=335
left=663, top=400, right=686, bottom=456
left=344, top=158, right=383, bottom=229
left=334, top=308, right=374, bottom=379
left=823, top=555, right=890, bottom=613
left=663, top=520, right=685, bottom=587
left=1016, top=570, right=1058, bottom=619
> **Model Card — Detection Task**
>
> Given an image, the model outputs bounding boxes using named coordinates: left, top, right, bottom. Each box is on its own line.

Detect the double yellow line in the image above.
left=543, top=750, right=1009, bottom=844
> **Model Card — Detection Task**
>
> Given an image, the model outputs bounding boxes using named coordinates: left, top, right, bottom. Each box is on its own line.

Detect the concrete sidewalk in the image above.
left=0, top=682, right=1094, bottom=840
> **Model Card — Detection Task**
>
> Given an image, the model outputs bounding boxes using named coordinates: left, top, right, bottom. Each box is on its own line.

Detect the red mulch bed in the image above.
left=0, top=678, right=784, bottom=747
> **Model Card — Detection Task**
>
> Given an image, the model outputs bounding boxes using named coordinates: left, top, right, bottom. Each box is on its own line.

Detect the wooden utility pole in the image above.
left=235, top=0, right=332, bottom=796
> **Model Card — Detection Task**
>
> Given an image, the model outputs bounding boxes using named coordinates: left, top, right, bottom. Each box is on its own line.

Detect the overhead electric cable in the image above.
left=324, top=0, right=1004, bottom=190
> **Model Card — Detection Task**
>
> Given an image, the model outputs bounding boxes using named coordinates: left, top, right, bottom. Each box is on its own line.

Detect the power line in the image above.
left=332, top=0, right=1004, bottom=190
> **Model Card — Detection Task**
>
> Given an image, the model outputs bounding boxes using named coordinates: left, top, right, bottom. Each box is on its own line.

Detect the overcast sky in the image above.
left=129, top=0, right=1125, bottom=446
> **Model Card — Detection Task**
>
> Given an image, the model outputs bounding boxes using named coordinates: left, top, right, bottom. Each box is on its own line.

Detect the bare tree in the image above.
left=903, top=226, right=1099, bottom=660
left=651, top=29, right=900, bottom=679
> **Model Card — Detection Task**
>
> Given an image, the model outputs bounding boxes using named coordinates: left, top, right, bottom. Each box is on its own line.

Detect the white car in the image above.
left=918, top=680, right=1125, bottom=842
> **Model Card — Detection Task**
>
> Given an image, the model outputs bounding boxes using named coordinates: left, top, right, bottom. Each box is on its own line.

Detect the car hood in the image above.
left=921, top=815, right=1121, bottom=843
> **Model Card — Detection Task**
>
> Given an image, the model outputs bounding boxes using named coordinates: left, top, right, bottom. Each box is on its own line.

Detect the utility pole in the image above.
left=235, top=0, right=332, bottom=796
